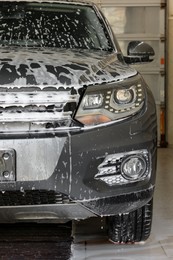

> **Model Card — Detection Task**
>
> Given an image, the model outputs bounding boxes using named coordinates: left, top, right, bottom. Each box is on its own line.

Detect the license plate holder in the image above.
left=0, top=149, right=16, bottom=182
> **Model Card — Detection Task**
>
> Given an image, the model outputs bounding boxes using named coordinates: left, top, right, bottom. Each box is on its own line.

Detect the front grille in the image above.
left=0, top=190, right=71, bottom=206
left=0, top=86, right=81, bottom=133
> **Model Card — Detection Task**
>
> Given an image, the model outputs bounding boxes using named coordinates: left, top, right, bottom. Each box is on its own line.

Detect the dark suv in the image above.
left=0, top=1, right=157, bottom=243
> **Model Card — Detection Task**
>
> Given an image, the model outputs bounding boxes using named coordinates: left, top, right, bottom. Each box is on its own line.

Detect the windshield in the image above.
left=0, top=2, right=114, bottom=51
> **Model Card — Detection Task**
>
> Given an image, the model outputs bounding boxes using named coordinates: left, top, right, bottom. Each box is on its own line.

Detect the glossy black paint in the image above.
left=0, top=0, right=157, bottom=222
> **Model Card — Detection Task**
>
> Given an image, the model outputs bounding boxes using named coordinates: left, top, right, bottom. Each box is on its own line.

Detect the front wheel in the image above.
left=108, top=200, right=153, bottom=244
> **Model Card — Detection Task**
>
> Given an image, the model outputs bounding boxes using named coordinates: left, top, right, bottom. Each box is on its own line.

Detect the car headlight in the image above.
left=75, top=76, right=145, bottom=126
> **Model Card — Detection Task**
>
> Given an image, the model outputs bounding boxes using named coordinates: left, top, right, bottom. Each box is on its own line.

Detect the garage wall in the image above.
left=168, top=1, right=173, bottom=147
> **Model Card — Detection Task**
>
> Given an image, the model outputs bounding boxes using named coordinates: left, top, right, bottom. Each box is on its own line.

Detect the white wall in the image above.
left=168, top=1, right=173, bottom=146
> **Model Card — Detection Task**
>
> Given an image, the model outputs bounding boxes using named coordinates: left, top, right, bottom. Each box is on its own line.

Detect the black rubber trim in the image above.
left=82, top=187, right=154, bottom=216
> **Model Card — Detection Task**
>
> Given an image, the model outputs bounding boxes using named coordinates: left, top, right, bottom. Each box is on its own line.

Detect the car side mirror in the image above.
left=124, top=41, right=155, bottom=64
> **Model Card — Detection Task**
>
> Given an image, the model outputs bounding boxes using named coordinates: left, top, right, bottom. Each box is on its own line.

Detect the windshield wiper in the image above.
left=0, top=40, right=42, bottom=47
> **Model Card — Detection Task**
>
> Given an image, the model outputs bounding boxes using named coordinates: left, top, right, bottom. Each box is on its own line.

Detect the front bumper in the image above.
left=0, top=87, right=157, bottom=220
left=0, top=187, right=154, bottom=223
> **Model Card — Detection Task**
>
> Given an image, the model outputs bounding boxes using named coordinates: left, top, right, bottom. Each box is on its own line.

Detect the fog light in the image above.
left=3, top=171, right=10, bottom=179
left=121, top=156, right=146, bottom=180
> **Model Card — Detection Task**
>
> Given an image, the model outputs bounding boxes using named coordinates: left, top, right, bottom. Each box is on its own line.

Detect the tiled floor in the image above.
left=71, top=148, right=173, bottom=260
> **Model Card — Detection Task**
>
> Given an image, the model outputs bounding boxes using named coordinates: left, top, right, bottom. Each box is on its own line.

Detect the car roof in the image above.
left=0, top=0, right=94, bottom=6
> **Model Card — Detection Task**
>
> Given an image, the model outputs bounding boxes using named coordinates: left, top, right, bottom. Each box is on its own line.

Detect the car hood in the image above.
left=0, top=47, right=137, bottom=88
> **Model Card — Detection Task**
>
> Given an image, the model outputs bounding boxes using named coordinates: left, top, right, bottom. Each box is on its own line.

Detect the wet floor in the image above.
left=0, top=148, right=173, bottom=259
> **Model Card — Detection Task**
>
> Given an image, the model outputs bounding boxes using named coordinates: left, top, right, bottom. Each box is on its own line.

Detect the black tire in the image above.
left=108, top=199, right=153, bottom=243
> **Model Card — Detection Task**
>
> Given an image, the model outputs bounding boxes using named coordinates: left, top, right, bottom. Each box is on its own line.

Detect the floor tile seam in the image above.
left=159, top=240, right=170, bottom=258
